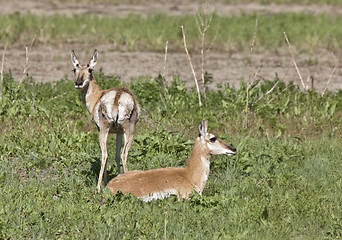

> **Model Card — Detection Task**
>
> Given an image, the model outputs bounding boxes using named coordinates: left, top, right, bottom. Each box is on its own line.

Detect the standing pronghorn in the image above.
left=71, top=49, right=140, bottom=192
left=106, top=120, right=236, bottom=201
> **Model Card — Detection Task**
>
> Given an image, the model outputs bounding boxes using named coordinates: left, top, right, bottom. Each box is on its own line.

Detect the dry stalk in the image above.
left=268, top=86, right=290, bottom=103
left=159, top=40, right=169, bottom=106
left=254, top=59, right=263, bottom=81
left=195, top=3, right=213, bottom=100
left=284, top=32, right=307, bottom=90
left=1, top=42, right=8, bottom=105
left=245, top=15, right=258, bottom=128
left=180, top=25, right=202, bottom=107
left=206, top=22, right=220, bottom=54
left=163, top=40, right=168, bottom=75
left=323, top=54, right=340, bottom=95
left=253, top=80, right=279, bottom=104
left=245, top=83, right=250, bottom=128
left=258, top=85, right=291, bottom=111
left=19, top=36, right=36, bottom=87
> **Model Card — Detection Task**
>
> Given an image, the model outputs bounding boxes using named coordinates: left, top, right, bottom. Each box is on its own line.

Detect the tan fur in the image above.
left=71, top=50, right=140, bottom=192
left=106, top=120, right=236, bottom=201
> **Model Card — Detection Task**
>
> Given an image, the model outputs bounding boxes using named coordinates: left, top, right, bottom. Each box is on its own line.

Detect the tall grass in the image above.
left=0, top=71, right=341, bottom=238
left=1, top=12, right=342, bottom=52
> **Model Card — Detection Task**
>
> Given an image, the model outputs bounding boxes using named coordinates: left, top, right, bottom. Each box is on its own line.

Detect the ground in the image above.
left=1, top=0, right=341, bottom=91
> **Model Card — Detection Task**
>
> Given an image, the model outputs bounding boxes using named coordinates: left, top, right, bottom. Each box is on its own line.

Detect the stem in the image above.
left=1, top=42, right=8, bottom=106
left=181, top=25, right=202, bottom=107
left=19, top=36, right=36, bottom=87
left=284, top=32, right=307, bottom=90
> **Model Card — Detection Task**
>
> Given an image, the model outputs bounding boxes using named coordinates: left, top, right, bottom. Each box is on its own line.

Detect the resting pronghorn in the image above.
left=106, top=120, right=236, bottom=201
left=71, top=50, right=140, bottom=192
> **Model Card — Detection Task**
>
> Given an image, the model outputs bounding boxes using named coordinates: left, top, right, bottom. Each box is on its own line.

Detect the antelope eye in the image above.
left=209, top=137, right=217, bottom=143
left=76, top=64, right=79, bottom=67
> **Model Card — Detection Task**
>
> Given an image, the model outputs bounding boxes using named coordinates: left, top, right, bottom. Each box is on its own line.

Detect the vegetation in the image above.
left=1, top=12, right=342, bottom=52
left=225, top=0, right=342, bottom=4
left=40, top=0, right=342, bottom=5
left=0, top=71, right=341, bottom=239
left=1, top=0, right=342, bottom=238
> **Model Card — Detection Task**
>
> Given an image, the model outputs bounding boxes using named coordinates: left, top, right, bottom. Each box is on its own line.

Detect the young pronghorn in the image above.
left=71, top=50, right=140, bottom=192
left=106, top=120, right=236, bottom=201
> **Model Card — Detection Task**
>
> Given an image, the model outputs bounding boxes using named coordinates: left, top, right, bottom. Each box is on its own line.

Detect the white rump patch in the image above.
left=140, top=189, right=177, bottom=202
left=117, top=93, right=134, bottom=124
left=100, top=91, right=117, bottom=121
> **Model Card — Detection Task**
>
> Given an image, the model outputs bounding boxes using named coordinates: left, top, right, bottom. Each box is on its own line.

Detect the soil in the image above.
left=1, top=0, right=342, bottom=92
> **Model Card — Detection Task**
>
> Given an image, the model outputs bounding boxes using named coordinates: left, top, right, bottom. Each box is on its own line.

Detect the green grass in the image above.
left=0, top=71, right=342, bottom=238
left=1, top=12, right=342, bottom=52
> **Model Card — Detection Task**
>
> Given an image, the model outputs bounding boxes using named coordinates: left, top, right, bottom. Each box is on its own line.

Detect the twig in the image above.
left=19, top=36, right=36, bottom=87
left=323, top=54, right=340, bottom=95
left=235, top=59, right=263, bottom=104
left=245, top=15, right=258, bottom=128
left=284, top=32, right=306, bottom=90
left=206, top=22, right=219, bottom=54
left=160, top=40, right=169, bottom=105
left=253, top=80, right=279, bottom=105
left=253, top=59, right=263, bottom=81
left=245, top=83, right=250, bottom=128
left=180, top=25, right=202, bottom=107
left=256, top=85, right=291, bottom=111
left=1, top=42, right=8, bottom=105
left=163, top=40, right=168, bottom=75
left=249, top=15, right=258, bottom=62
left=199, top=26, right=207, bottom=100
left=195, top=3, right=213, bottom=100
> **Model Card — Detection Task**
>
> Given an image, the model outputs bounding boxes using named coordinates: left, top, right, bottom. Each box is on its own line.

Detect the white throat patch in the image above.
left=198, top=156, right=210, bottom=194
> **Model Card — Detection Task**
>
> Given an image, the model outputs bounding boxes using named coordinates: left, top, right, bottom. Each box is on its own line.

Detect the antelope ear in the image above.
left=71, top=50, right=79, bottom=67
left=89, top=49, right=98, bottom=69
left=198, top=120, right=208, bottom=136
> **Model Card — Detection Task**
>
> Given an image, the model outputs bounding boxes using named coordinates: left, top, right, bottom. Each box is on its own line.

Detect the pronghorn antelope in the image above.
left=71, top=50, right=140, bottom=192
left=106, top=120, right=236, bottom=201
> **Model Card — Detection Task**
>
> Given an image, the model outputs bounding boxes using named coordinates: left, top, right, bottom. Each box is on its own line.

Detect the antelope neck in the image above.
left=81, top=79, right=102, bottom=115
left=184, top=138, right=211, bottom=194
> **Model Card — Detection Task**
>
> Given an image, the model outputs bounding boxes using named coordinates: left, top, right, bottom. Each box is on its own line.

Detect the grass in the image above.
left=1, top=12, right=342, bottom=52
left=36, top=0, right=342, bottom=5
left=225, top=0, right=342, bottom=4
left=0, top=71, right=342, bottom=239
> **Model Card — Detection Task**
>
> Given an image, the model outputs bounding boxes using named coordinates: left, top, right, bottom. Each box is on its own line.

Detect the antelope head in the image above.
left=71, top=50, right=98, bottom=89
left=199, top=120, right=236, bottom=156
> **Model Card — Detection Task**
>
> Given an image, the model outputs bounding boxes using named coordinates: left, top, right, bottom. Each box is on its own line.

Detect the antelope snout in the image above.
left=231, top=146, right=237, bottom=154
left=75, top=79, right=83, bottom=89
left=227, top=144, right=237, bottom=156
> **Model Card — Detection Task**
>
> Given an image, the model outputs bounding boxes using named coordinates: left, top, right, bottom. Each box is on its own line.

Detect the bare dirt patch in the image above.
left=3, top=43, right=341, bottom=92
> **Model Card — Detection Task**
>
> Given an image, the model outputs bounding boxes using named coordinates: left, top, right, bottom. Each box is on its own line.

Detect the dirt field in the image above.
left=1, top=1, right=342, bottom=92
